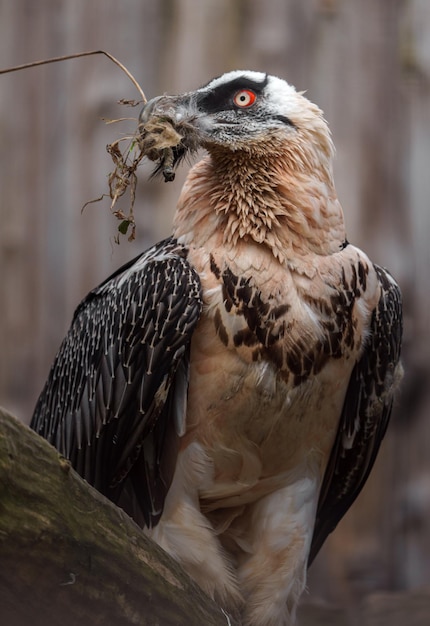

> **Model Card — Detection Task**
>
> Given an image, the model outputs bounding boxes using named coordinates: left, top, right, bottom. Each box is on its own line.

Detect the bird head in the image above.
left=139, top=70, right=335, bottom=178
left=139, top=71, right=344, bottom=260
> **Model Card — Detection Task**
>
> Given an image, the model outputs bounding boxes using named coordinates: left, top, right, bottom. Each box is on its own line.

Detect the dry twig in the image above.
left=0, top=50, right=195, bottom=241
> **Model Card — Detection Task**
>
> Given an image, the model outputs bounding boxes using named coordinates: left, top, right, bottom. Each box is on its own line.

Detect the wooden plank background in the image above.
left=0, top=0, right=429, bottom=617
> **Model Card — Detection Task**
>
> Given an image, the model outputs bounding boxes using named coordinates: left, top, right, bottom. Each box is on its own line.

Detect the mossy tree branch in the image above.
left=0, top=407, right=238, bottom=626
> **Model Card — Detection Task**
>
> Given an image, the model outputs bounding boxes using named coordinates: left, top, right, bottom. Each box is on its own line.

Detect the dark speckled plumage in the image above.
left=31, top=238, right=202, bottom=526
left=309, top=264, right=403, bottom=563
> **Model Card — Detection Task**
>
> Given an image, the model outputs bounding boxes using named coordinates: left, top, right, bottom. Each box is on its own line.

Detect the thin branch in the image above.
left=0, top=50, right=147, bottom=104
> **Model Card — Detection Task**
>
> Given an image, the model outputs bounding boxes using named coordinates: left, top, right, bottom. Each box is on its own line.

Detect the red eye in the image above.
left=233, top=89, right=257, bottom=108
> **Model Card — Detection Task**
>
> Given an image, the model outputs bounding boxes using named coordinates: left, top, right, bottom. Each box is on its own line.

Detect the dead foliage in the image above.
left=89, top=111, right=197, bottom=242
left=1, top=50, right=198, bottom=243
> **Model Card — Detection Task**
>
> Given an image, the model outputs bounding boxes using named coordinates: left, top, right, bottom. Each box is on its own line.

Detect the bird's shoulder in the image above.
left=76, top=237, right=199, bottom=309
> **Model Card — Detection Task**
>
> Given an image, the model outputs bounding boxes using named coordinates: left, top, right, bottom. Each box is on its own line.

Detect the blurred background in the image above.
left=0, top=0, right=429, bottom=620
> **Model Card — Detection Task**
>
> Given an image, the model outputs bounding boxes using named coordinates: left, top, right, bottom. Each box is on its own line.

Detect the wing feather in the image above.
left=309, top=264, right=403, bottom=564
left=31, top=237, right=202, bottom=527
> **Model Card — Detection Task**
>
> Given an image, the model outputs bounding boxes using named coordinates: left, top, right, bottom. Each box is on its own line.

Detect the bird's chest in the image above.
left=195, top=247, right=362, bottom=385
left=184, top=248, right=363, bottom=487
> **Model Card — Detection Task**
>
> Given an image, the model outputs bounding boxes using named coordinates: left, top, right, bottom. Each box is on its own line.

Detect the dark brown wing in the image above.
left=308, top=265, right=403, bottom=564
left=31, top=237, right=202, bottom=527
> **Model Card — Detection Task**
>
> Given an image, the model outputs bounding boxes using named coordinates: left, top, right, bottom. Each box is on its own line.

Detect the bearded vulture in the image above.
left=31, top=71, right=403, bottom=626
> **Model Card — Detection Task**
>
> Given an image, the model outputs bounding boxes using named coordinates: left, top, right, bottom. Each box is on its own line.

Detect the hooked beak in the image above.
left=139, top=94, right=195, bottom=126
left=138, top=93, right=201, bottom=182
